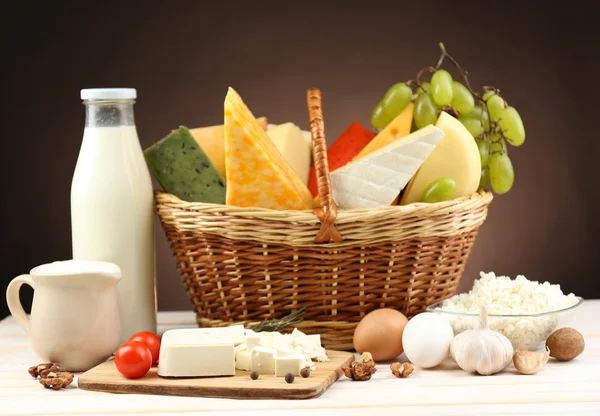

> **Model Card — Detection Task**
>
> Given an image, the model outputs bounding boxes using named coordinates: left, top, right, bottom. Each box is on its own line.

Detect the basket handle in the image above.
left=307, top=88, right=344, bottom=243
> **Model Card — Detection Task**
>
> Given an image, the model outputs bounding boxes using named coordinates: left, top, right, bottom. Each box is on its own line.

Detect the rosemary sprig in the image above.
left=247, top=308, right=307, bottom=332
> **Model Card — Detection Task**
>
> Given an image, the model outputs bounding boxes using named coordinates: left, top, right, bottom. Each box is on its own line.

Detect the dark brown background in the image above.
left=1, top=1, right=597, bottom=319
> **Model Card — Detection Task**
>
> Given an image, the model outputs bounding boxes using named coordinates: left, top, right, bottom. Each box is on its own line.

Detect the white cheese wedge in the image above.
left=330, top=125, right=445, bottom=210
left=275, top=354, right=305, bottom=377
left=235, top=350, right=252, bottom=371
left=267, top=122, right=312, bottom=185
left=158, top=329, right=235, bottom=377
left=251, top=346, right=277, bottom=374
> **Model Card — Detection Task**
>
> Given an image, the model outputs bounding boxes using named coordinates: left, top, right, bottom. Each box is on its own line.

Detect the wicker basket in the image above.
left=155, top=88, right=493, bottom=350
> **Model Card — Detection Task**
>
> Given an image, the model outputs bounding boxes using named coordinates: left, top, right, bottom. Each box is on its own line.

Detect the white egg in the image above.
left=402, top=312, right=454, bottom=368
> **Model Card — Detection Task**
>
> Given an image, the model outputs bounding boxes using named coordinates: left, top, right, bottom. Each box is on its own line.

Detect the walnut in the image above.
left=28, top=363, right=60, bottom=378
left=390, top=361, right=414, bottom=378
left=358, top=352, right=375, bottom=367
left=39, top=371, right=74, bottom=390
left=342, top=352, right=377, bottom=381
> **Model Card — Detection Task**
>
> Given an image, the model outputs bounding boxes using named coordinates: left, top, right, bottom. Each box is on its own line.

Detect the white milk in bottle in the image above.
left=71, top=88, right=157, bottom=344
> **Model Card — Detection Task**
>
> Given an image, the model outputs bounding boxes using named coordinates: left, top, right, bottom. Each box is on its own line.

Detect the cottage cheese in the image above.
left=438, top=272, right=580, bottom=350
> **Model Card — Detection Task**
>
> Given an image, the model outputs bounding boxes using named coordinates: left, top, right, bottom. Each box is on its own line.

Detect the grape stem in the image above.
left=435, top=42, right=483, bottom=102
left=415, top=66, right=435, bottom=85
left=434, top=42, right=510, bottom=153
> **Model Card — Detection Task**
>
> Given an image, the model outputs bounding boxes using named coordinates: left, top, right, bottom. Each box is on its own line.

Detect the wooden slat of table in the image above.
left=1, top=302, right=599, bottom=415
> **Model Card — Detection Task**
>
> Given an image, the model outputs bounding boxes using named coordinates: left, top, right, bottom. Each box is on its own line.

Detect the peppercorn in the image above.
left=250, top=371, right=259, bottom=380
left=300, top=367, right=310, bottom=378
left=284, top=373, right=295, bottom=383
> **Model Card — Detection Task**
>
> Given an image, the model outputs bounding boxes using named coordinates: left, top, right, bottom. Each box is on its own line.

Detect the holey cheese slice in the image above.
left=331, top=125, right=444, bottom=210
left=224, top=87, right=314, bottom=210
left=354, top=103, right=414, bottom=160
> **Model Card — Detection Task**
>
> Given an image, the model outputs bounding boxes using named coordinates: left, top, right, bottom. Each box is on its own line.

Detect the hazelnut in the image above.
left=546, top=328, right=585, bottom=361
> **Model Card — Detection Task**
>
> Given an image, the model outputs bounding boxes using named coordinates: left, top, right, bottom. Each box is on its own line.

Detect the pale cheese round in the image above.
left=401, top=111, right=481, bottom=205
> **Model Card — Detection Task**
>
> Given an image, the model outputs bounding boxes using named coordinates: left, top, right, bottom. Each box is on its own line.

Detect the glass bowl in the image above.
left=426, top=297, right=584, bottom=351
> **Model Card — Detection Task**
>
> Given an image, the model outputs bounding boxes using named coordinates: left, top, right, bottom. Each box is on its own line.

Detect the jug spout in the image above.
left=32, top=260, right=121, bottom=288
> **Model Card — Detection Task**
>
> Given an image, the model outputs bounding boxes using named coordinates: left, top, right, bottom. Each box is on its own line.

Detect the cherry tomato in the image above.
left=115, top=341, right=152, bottom=379
left=129, top=331, right=161, bottom=365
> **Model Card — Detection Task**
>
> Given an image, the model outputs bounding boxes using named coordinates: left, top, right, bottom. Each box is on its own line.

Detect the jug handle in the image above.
left=6, top=274, right=34, bottom=335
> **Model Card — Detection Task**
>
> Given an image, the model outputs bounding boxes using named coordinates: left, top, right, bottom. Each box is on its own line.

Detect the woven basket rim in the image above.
left=155, top=189, right=493, bottom=222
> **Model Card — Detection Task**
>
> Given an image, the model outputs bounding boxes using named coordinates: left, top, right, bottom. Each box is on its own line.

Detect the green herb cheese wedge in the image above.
left=144, top=126, right=226, bottom=204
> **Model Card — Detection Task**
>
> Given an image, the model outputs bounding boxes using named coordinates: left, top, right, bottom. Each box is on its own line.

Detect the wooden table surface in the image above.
left=2, top=301, right=599, bottom=416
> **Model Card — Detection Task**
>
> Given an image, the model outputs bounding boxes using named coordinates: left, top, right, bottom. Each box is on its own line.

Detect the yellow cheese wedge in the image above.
left=266, top=123, right=312, bottom=185
left=354, top=103, right=414, bottom=160
left=400, top=111, right=481, bottom=205
left=189, top=117, right=267, bottom=177
left=224, top=88, right=314, bottom=210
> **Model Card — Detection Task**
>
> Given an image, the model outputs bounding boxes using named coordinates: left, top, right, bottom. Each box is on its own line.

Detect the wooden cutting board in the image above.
left=78, top=350, right=353, bottom=400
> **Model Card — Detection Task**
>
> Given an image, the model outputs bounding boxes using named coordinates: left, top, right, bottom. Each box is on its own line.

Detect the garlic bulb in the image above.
left=450, top=305, right=514, bottom=376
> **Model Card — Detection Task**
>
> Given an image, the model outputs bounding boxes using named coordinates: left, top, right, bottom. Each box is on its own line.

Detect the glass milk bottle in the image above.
left=71, top=88, right=157, bottom=344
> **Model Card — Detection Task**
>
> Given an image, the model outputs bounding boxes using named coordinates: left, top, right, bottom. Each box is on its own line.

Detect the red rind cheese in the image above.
left=307, top=122, right=375, bottom=197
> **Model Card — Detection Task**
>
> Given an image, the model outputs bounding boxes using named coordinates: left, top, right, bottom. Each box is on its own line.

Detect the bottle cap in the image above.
left=80, top=88, right=137, bottom=100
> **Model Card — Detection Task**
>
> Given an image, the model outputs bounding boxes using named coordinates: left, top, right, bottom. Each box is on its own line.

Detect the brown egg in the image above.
left=353, top=308, right=409, bottom=361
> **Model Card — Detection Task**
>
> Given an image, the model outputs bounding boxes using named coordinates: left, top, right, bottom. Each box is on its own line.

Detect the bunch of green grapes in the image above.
left=369, top=48, right=525, bottom=196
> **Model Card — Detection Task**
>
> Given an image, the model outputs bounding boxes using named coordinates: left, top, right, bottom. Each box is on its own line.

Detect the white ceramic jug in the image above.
left=6, top=260, right=121, bottom=372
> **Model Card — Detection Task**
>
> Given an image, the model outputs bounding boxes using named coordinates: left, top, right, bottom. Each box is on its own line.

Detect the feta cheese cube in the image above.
left=259, top=332, right=279, bottom=348
left=234, top=342, right=247, bottom=354
left=245, top=332, right=261, bottom=350
left=251, top=346, right=276, bottom=374
left=291, top=328, right=306, bottom=339
left=275, top=354, right=304, bottom=377
left=229, top=324, right=246, bottom=345
left=274, top=344, right=294, bottom=356
left=235, top=350, right=252, bottom=371
left=305, top=334, right=322, bottom=350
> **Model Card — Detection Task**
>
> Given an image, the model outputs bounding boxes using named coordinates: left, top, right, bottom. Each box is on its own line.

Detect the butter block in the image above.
left=307, top=121, right=376, bottom=197
left=266, top=122, right=312, bottom=185
left=189, top=117, right=267, bottom=178
left=235, top=349, right=252, bottom=371
left=158, top=329, right=235, bottom=377
left=331, top=125, right=444, bottom=210
left=251, top=346, right=276, bottom=374
left=224, top=87, right=314, bottom=210
left=275, top=354, right=304, bottom=377
left=144, top=126, right=226, bottom=204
